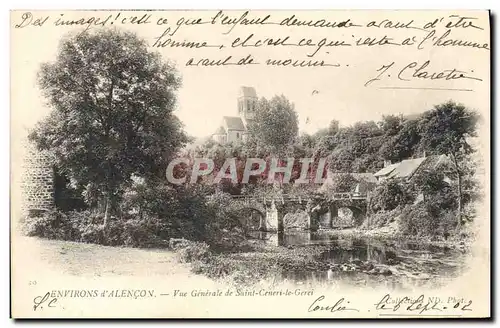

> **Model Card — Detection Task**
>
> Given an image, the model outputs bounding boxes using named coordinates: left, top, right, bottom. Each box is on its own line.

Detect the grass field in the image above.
left=13, top=236, right=205, bottom=279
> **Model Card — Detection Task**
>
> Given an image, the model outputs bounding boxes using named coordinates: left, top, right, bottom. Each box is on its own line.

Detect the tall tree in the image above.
left=326, top=121, right=383, bottom=172
left=418, top=101, right=480, bottom=225
left=29, top=29, right=188, bottom=226
left=247, top=95, right=299, bottom=156
left=379, top=118, right=421, bottom=163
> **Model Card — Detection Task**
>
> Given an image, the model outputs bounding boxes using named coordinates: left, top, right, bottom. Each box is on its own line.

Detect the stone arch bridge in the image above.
left=231, top=193, right=369, bottom=232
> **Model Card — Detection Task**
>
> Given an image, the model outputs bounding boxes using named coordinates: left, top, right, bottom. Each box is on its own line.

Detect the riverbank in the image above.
left=176, top=231, right=468, bottom=288
left=14, top=233, right=468, bottom=292
left=315, top=226, right=472, bottom=251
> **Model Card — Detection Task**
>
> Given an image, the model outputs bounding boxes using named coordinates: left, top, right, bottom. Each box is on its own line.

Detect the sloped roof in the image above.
left=374, top=154, right=451, bottom=181
left=238, top=86, right=257, bottom=98
left=374, top=163, right=399, bottom=177
left=223, top=116, right=246, bottom=131
left=213, top=126, right=226, bottom=135
left=388, top=157, right=426, bottom=179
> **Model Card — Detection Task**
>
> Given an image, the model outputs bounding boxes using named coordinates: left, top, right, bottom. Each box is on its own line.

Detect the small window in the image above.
left=236, top=132, right=240, bottom=139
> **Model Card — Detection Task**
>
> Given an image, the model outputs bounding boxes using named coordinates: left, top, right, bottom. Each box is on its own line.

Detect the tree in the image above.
left=325, top=121, right=383, bottom=172
left=413, top=170, right=449, bottom=200
left=379, top=118, right=422, bottom=163
left=379, top=114, right=404, bottom=136
left=370, top=178, right=415, bottom=213
left=247, top=95, right=299, bottom=156
left=418, top=101, right=480, bottom=226
left=327, top=120, right=340, bottom=135
left=29, top=29, right=188, bottom=226
left=327, top=173, right=358, bottom=193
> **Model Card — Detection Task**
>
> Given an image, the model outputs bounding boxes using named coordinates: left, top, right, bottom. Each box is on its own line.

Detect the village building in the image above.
left=212, top=86, right=258, bottom=144
left=373, top=154, right=452, bottom=183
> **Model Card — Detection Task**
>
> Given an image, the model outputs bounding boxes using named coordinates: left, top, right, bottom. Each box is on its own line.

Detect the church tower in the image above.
left=212, top=86, right=258, bottom=144
left=237, top=86, right=258, bottom=122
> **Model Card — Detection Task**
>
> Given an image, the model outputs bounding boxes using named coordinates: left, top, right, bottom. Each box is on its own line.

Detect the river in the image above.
left=250, top=231, right=468, bottom=290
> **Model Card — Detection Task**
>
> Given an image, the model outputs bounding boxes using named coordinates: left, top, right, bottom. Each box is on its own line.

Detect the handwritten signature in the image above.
left=308, top=295, right=360, bottom=313
left=33, top=292, right=57, bottom=311
left=365, top=60, right=482, bottom=88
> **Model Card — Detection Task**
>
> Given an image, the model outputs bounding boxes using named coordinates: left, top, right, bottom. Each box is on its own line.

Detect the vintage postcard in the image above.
left=10, top=10, right=491, bottom=318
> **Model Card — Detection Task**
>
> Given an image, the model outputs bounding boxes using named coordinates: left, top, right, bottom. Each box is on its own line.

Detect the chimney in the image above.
left=384, top=159, right=391, bottom=168
left=422, top=150, right=427, bottom=158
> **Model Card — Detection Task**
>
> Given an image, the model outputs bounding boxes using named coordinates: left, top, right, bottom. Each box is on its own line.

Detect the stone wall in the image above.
left=21, top=145, right=55, bottom=214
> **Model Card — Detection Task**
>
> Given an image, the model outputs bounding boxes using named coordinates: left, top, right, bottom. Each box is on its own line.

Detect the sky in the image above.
left=11, top=10, right=490, bottom=140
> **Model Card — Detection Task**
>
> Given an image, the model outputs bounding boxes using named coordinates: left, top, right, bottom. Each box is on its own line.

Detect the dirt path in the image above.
left=13, top=236, right=204, bottom=279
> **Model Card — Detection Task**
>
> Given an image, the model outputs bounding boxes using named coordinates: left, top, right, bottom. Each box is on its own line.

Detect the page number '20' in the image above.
left=29, top=281, right=37, bottom=286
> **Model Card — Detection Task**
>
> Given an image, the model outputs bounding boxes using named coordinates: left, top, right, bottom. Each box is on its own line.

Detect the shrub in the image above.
left=79, top=223, right=107, bottom=245
left=22, top=210, right=78, bottom=240
left=399, top=204, right=436, bottom=237
left=363, top=208, right=401, bottom=229
left=120, top=218, right=169, bottom=248
left=22, top=209, right=169, bottom=248
left=436, top=210, right=458, bottom=239
left=76, top=216, right=168, bottom=248
left=172, top=240, right=210, bottom=263
left=370, top=178, right=415, bottom=213
left=328, top=173, right=358, bottom=193
left=399, top=203, right=458, bottom=238
left=23, top=182, right=247, bottom=250
left=121, top=182, right=212, bottom=241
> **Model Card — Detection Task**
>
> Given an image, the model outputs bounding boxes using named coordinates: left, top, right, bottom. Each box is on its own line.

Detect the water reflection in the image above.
left=248, top=231, right=465, bottom=289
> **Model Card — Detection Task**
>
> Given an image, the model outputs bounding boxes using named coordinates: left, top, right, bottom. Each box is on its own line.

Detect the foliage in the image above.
left=370, top=179, right=415, bottom=213
left=322, top=121, right=384, bottom=172
left=326, top=173, right=358, bottom=193
left=172, top=240, right=211, bottom=263
left=413, top=170, right=450, bottom=197
left=399, top=204, right=437, bottom=237
left=363, top=208, right=401, bottom=229
left=121, top=181, right=214, bottom=241
left=379, top=118, right=421, bottom=162
left=418, top=101, right=480, bottom=224
left=22, top=209, right=168, bottom=247
left=26, top=40, right=481, bottom=249
left=29, top=28, right=188, bottom=223
left=189, top=100, right=480, bottom=227
left=418, top=101, right=479, bottom=157
left=205, top=192, right=246, bottom=243
left=247, top=95, right=299, bottom=155
left=22, top=210, right=79, bottom=241
left=399, top=203, right=457, bottom=238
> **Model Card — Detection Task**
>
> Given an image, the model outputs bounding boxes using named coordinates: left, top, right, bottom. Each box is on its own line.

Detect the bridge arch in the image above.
left=229, top=193, right=369, bottom=232
left=332, top=206, right=365, bottom=227
left=231, top=197, right=277, bottom=231
left=236, top=207, right=266, bottom=231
